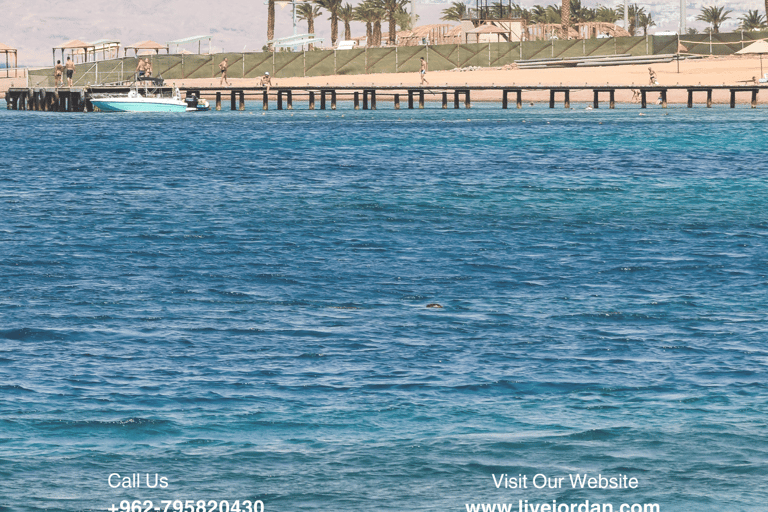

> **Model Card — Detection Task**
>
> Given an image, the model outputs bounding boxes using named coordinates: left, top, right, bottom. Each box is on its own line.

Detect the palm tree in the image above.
left=638, top=11, right=655, bottom=36
left=561, top=0, right=570, bottom=38
left=395, top=8, right=417, bottom=30
left=490, top=1, right=508, bottom=19
left=384, top=0, right=409, bottom=45
left=696, top=5, right=731, bottom=34
left=765, top=0, right=768, bottom=26
left=510, top=3, right=532, bottom=24
left=531, top=5, right=547, bottom=23
left=441, top=1, right=468, bottom=22
left=355, top=2, right=377, bottom=46
left=297, top=2, right=322, bottom=49
left=315, top=0, right=343, bottom=45
left=595, top=6, right=618, bottom=23
left=267, top=0, right=276, bottom=48
left=616, top=4, right=645, bottom=36
left=372, top=1, right=384, bottom=46
left=338, top=3, right=354, bottom=41
left=297, top=2, right=322, bottom=34
left=570, top=0, right=595, bottom=24
left=739, top=10, right=767, bottom=31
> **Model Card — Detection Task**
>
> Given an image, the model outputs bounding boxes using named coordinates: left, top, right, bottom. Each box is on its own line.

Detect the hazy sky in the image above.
left=2, top=1, right=764, bottom=66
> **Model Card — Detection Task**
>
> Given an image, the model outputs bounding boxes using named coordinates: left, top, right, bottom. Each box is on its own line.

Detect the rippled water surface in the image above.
left=1, top=103, right=767, bottom=512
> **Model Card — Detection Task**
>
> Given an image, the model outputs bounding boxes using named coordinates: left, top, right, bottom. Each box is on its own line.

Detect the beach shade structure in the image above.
left=167, top=35, right=212, bottom=55
left=124, top=40, right=169, bottom=57
left=88, top=39, right=121, bottom=61
left=52, top=39, right=96, bottom=66
left=464, top=23, right=510, bottom=44
left=736, top=39, right=768, bottom=75
left=0, top=42, right=18, bottom=77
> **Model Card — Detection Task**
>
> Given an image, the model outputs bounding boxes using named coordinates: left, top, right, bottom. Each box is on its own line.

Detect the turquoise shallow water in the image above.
left=1, top=103, right=767, bottom=512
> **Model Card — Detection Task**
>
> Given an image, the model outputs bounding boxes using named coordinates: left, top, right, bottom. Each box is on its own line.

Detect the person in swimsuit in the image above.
left=136, top=58, right=147, bottom=80
left=220, top=58, right=230, bottom=86
left=260, top=71, right=271, bottom=94
left=54, top=60, right=64, bottom=88
left=648, top=67, right=658, bottom=85
left=420, top=57, right=428, bottom=86
left=65, top=57, right=75, bottom=87
left=145, top=59, right=153, bottom=77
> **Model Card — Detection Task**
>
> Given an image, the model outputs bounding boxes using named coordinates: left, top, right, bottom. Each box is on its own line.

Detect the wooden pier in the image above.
left=5, top=84, right=767, bottom=112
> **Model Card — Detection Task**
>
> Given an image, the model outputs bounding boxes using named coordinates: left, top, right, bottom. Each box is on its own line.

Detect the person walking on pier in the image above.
left=219, top=58, right=230, bottom=86
left=54, top=60, right=64, bottom=88
left=420, top=57, right=429, bottom=86
left=65, top=57, right=75, bottom=87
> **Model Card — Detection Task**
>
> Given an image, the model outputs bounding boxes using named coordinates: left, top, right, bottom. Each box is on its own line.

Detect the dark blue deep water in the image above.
left=1, top=103, right=767, bottom=512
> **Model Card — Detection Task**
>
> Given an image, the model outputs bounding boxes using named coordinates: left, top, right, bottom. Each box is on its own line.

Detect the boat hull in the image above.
left=91, top=97, right=188, bottom=113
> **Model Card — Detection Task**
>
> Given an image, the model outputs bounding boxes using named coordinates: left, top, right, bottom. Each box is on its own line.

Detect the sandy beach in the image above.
left=3, top=54, right=766, bottom=104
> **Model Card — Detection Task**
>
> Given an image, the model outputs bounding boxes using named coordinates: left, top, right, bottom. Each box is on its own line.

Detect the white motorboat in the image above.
left=90, top=79, right=209, bottom=112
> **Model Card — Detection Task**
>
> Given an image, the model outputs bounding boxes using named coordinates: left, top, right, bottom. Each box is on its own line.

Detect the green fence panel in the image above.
left=652, top=35, right=678, bottom=55
left=520, top=41, right=552, bottom=60
left=93, top=58, right=130, bottom=84
left=244, top=53, right=273, bottom=78
left=490, top=42, right=518, bottom=66
left=709, top=33, right=743, bottom=55
left=614, top=36, right=649, bottom=56
left=69, top=62, right=97, bottom=87
left=459, top=43, right=489, bottom=67
left=743, top=30, right=768, bottom=44
left=147, top=55, right=180, bottom=80
left=675, top=34, right=710, bottom=55
left=304, top=50, right=337, bottom=77
left=553, top=39, right=584, bottom=59
left=29, top=70, right=54, bottom=87
left=274, top=51, right=304, bottom=78
left=582, top=37, right=619, bottom=57
left=397, top=46, right=425, bottom=72
left=426, top=44, right=458, bottom=71
left=367, top=47, right=397, bottom=74
left=183, top=55, right=214, bottom=79
left=335, top=49, right=365, bottom=75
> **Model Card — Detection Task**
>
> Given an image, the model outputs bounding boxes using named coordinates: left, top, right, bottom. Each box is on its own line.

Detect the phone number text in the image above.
left=108, top=499, right=264, bottom=512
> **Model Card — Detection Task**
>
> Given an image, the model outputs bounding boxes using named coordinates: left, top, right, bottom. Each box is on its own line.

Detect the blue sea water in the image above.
left=1, top=102, right=767, bottom=512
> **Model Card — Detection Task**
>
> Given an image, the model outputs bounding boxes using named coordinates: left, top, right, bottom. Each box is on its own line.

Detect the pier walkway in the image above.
left=5, top=84, right=767, bottom=111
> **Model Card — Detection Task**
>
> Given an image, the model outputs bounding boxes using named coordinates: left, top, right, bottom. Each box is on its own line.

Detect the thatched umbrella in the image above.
left=736, top=39, right=768, bottom=76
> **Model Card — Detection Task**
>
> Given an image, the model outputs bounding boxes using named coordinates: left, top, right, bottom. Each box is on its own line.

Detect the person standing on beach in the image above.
left=260, top=71, right=272, bottom=94
left=420, top=57, right=429, bottom=86
left=220, top=58, right=230, bottom=86
left=65, top=57, right=75, bottom=87
left=54, top=60, right=64, bottom=88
